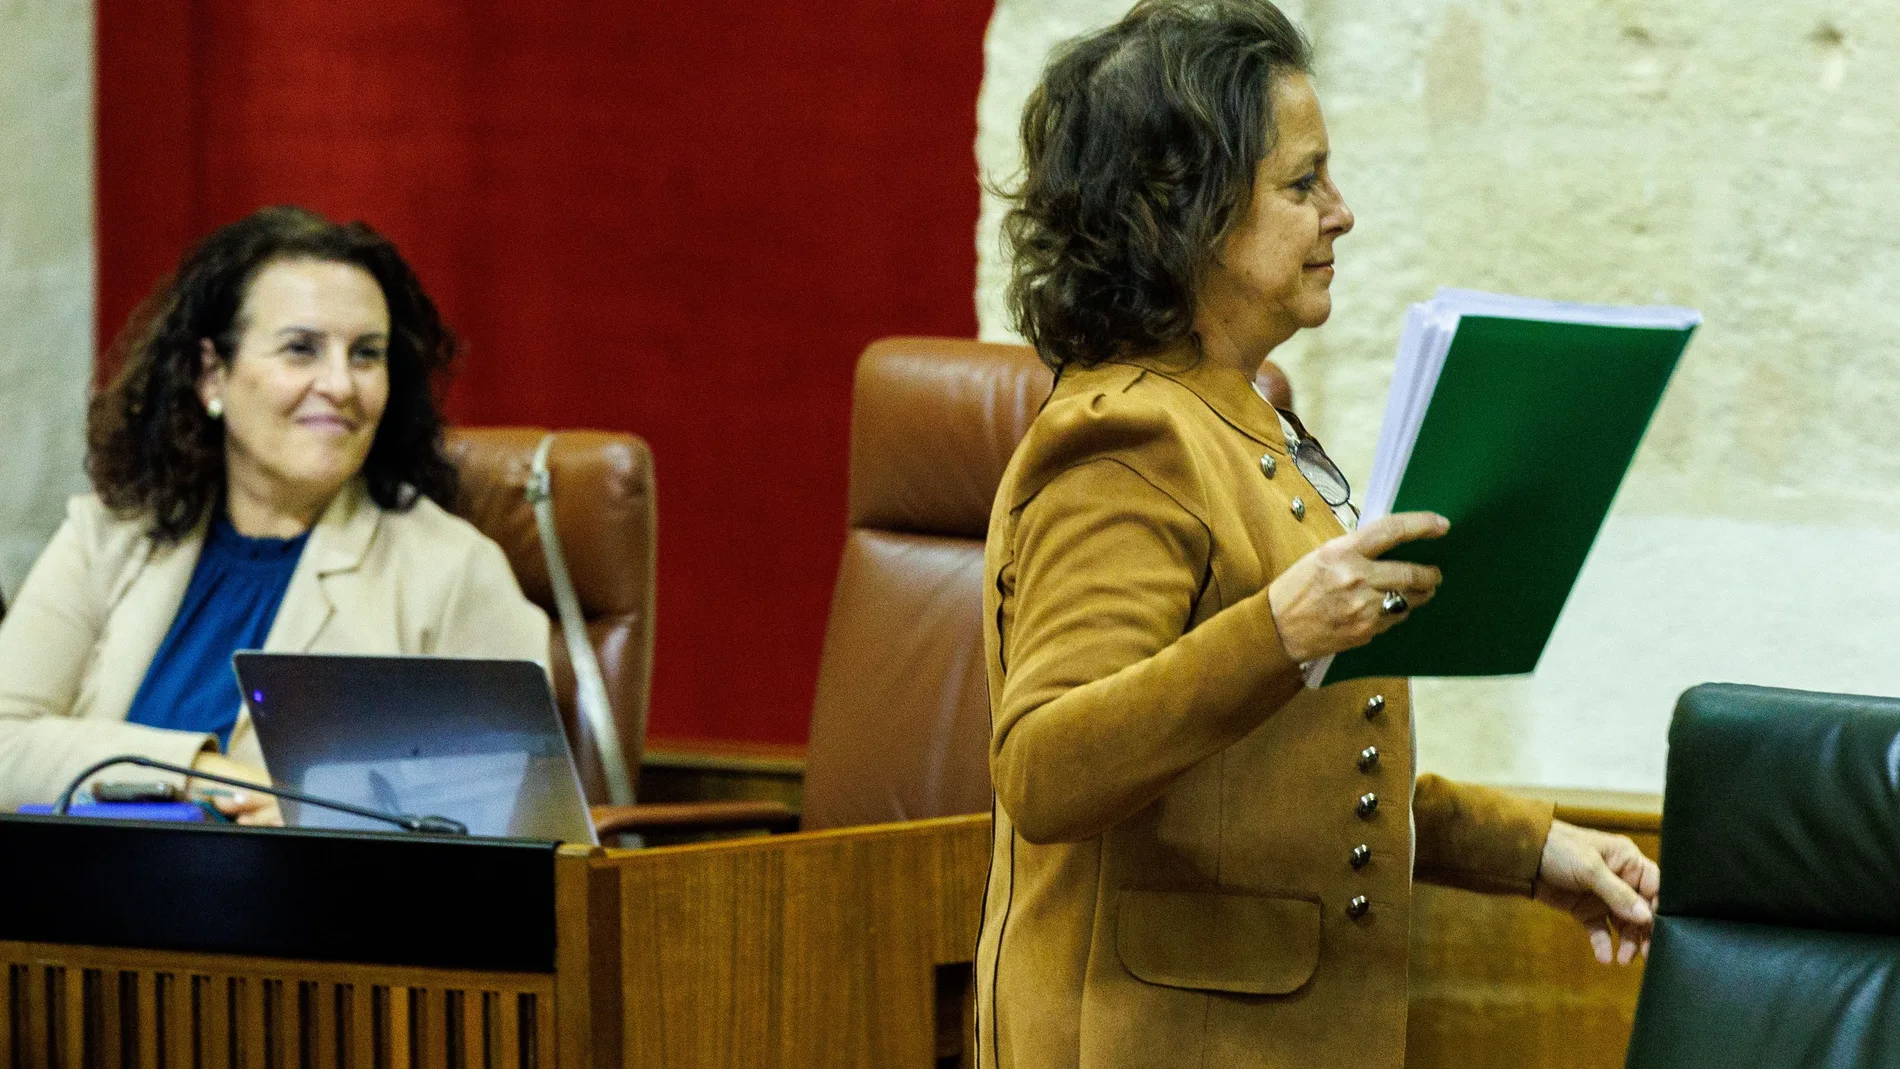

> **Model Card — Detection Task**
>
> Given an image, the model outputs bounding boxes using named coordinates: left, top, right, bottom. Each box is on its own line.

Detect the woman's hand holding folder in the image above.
left=1267, top=511, right=1449, bottom=663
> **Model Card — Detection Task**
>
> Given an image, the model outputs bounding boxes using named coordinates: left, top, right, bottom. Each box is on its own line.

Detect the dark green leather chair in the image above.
left=1626, top=683, right=1900, bottom=1069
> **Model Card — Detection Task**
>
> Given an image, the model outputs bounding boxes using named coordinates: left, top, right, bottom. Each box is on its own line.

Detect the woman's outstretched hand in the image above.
left=1267, top=512, right=1449, bottom=663
left=1534, top=820, right=1661, bottom=965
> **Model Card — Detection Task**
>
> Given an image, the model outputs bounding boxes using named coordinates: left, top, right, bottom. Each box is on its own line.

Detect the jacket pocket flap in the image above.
left=1116, top=890, right=1321, bottom=995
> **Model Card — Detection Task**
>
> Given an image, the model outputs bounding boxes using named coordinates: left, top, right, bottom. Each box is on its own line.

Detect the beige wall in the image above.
left=0, top=0, right=93, bottom=601
left=979, top=0, right=1900, bottom=792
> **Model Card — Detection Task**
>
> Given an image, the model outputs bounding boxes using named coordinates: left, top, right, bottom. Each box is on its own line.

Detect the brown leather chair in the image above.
left=446, top=428, right=796, bottom=837
left=799, top=338, right=1295, bottom=831
left=798, top=339, right=1054, bottom=829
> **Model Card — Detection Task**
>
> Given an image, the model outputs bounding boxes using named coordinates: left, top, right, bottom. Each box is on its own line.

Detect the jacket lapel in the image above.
left=83, top=527, right=205, bottom=723
left=265, top=479, right=380, bottom=652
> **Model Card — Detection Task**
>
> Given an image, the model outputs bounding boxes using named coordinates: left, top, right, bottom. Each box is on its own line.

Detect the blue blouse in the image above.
left=124, top=514, right=310, bottom=747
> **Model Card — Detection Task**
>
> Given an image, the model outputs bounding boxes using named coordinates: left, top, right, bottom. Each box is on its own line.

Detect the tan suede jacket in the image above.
left=0, top=478, right=549, bottom=809
left=975, top=352, right=1554, bottom=1069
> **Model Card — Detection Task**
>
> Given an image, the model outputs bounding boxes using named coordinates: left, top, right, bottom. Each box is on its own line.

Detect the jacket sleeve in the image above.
left=426, top=535, right=552, bottom=668
left=991, top=456, right=1305, bottom=845
left=1413, top=773, right=1555, bottom=895
left=0, top=505, right=213, bottom=809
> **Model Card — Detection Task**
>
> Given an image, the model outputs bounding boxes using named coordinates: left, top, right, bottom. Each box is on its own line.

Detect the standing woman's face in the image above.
left=197, top=258, right=392, bottom=517
left=1198, top=72, right=1355, bottom=351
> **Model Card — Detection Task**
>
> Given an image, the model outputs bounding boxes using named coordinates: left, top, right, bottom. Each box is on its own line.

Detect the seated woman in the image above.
left=976, top=3, right=1660, bottom=1067
left=0, top=206, right=548, bottom=819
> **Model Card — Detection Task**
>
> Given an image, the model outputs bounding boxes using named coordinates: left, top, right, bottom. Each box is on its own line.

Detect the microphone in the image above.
left=52, top=755, right=468, bottom=835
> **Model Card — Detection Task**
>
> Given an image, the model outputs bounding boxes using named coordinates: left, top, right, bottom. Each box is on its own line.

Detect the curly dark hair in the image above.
left=1003, top=0, right=1313, bottom=370
left=88, top=205, right=460, bottom=543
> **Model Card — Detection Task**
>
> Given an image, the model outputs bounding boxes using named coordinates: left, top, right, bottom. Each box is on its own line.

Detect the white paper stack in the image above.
left=1358, top=288, right=1705, bottom=528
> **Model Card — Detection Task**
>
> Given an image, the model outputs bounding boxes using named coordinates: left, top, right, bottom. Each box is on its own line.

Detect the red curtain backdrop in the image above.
left=97, top=0, right=994, bottom=749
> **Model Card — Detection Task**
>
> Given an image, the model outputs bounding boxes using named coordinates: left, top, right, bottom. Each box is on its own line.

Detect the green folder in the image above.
left=1320, top=289, right=1699, bottom=683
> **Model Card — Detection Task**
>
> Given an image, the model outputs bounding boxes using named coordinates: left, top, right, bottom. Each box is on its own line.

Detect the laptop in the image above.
left=233, top=653, right=598, bottom=845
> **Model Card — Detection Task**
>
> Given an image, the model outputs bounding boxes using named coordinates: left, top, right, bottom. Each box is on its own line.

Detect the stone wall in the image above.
left=0, top=0, right=92, bottom=600
left=978, top=0, right=1900, bottom=791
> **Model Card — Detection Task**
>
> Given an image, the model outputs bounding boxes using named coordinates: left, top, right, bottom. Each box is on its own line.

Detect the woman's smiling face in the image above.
left=198, top=258, right=392, bottom=513
left=1197, top=72, right=1355, bottom=352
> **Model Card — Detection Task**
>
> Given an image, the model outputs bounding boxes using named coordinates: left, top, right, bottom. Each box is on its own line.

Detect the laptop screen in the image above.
left=233, top=653, right=597, bottom=845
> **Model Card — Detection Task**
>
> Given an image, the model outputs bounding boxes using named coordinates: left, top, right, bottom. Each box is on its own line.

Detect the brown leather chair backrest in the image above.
left=800, top=338, right=1055, bottom=829
left=799, top=339, right=1297, bottom=831
left=444, top=428, right=657, bottom=804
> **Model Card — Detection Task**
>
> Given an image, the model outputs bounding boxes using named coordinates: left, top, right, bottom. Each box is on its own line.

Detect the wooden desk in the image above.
left=5, top=797, right=1660, bottom=1069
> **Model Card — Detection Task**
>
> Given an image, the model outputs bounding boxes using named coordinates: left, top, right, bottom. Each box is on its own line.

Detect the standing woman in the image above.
left=976, top=3, right=1658, bottom=1066
left=0, top=207, right=547, bottom=818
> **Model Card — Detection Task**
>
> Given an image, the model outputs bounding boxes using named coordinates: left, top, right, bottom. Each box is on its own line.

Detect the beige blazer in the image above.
left=0, top=479, right=550, bottom=809
left=976, top=352, right=1554, bottom=1069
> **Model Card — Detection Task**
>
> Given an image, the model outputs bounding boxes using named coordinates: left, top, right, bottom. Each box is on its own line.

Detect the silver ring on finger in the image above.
left=1380, top=590, right=1409, bottom=616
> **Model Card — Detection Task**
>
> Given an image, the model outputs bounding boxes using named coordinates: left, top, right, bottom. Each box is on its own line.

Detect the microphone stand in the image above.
left=52, top=755, right=468, bottom=835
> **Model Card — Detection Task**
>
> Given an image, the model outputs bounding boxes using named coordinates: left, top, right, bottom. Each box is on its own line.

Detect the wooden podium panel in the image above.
left=596, top=815, right=990, bottom=1069
left=0, top=816, right=590, bottom=1069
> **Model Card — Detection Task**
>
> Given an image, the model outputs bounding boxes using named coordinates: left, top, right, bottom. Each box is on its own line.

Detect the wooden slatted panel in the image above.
left=274, top=979, right=290, bottom=1069
left=470, top=993, right=485, bottom=1069
left=20, top=965, right=35, bottom=1069
left=12, top=965, right=30, bottom=1069
left=25, top=964, right=52, bottom=1069
left=53, top=966, right=76, bottom=1069
left=516, top=997, right=536, bottom=1069
left=348, top=987, right=373, bottom=1069
left=453, top=994, right=477, bottom=1069
left=160, top=975, right=190, bottom=1069
left=291, top=982, right=309, bottom=1069
left=493, top=997, right=517, bottom=1069
left=420, top=990, right=446, bottom=1069
left=80, top=970, right=99, bottom=1069
left=1, top=945, right=553, bottom=1069
left=232, top=979, right=259, bottom=1069
left=529, top=997, right=549, bottom=1069
left=470, top=997, right=487, bottom=1069
left=1, top=965, right=13, bottom=1069
left=387, top=990, right=411, bottom=1069
left=310, top=984, right=336, bottom=1069
left=288, top=985, right=305, bottom=1069
left=280, top=979, right=293, bottom=1069
left=481, top=995, right=501, bottom=1069
left=201, top=979, right=229, bottom=1069
left=66, top=968, right=86, bottom=1069
left=266, top=978, right=286, bottom=1069
left=98, top=971, right=123, bottom=1069
left=133, top=973, right=157, bottom=1069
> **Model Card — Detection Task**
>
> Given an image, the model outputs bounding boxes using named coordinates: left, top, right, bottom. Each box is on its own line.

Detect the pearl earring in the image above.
left=206, top=397, right=225, bottom=420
